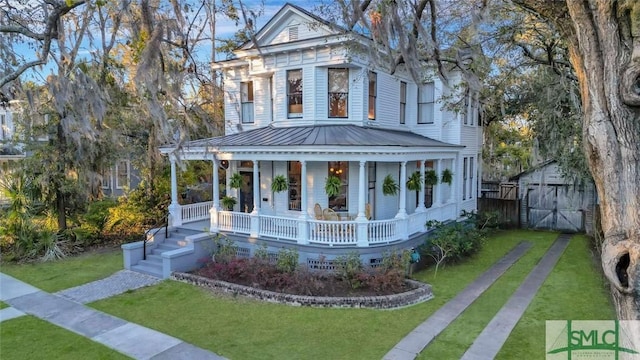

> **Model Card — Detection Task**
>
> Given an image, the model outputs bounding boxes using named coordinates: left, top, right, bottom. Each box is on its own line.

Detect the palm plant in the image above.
left=406, top=171, right=423, bottom=192
left=441, top=168, right=453, bottom=185
left=325, top=175, right=342, bottom=197
left=382, top=174, right=399, bottom=196
left=229, top=173, right=243, bottom=189
left=425, top=169, right=438, bottom=186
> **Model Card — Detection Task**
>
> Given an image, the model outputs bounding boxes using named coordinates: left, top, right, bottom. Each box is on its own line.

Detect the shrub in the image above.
left=424, top=219, right=487, bottom=277
left=276, top=247, right=299, bottom=273
left=335, top=251, right=365, bottom=289
left=212, top=235, right=237, bottom=264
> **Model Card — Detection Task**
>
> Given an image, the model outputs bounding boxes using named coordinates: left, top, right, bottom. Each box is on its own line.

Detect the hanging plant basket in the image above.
left=325, top=175, right=342, bottom=197
left=441, top=168, right=453, bottom=185
left=406, top=171, right=423, bottom=192
left=382, top=174, right=399, bottom=196
left=425, top=169, right=438, bottom=186
left=271, top=175, right=289, bottom=193
left=229, top=173, right=243, bottom=189
left=221, top=196, right=237, bottom=211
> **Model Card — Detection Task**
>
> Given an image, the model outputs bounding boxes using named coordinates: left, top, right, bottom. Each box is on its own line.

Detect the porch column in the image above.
left=356, top=161, right=367, bottom=220
left=250, top=160, right=260, bottom=237
left=210, top=158, right=220, bottom=232
left=356, top=160, right=368, bottom=247
left=297, top=160, right=309, bottom=245
left=168, top=155, right=182, bottom=226
left=433, top=159, right=441, bottom=206
left=416, top=160, right=427, bottom=212
left=396, top=161, right=408, bottom=218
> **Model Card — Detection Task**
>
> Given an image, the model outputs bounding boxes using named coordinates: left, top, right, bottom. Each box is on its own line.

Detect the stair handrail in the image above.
left=143, top=211, right=170, bottom=260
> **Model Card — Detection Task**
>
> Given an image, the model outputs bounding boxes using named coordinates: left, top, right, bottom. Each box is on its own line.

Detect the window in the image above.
left=0, top=114, right=5, bottom=140
left=425, top=161, right=434, bottom=208
left=116, top=160, right=130, bottom=189
left=288, top=161, right=301, bottom=211
left=469, top=94, right=477, bottom=126
left=368, top=71, right=377, bottom=120
left=469, top=157, right=474, bottom=199
left=287, top=70, right=303, bottom=118
left=463, top=92, right=469, bottom=125
left=328, top=68, right=349, bottom=118
left=241, top=81, right=254, bottom=123
left=462, top=157, right=468, bottom=200
left=418, top=82, right=434, bottom=124
left=328, top=161, right=348, bottom=212
left=101, top=167, right=111, bottom=189
left=400, top=82, right=407, bottom=124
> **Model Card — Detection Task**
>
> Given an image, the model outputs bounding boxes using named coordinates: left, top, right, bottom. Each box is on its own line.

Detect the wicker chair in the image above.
left=365, top=203, right=372, bottom=220
left=323, top=208, right=339, bottom=221
left=314, top=203, right=324, bottom=220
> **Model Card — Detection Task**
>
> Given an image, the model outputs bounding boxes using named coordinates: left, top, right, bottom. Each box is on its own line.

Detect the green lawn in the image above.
left=496, top=234, right=614, bottom=359
left=90, top=230, right=561, bottom=359
left=0, top=301, right=8, bottom=309
left=0, top=316, right=130, bottom=359
left=0, top=248, right=123, bottom=292
left=0, top=231, right=613, bottom=359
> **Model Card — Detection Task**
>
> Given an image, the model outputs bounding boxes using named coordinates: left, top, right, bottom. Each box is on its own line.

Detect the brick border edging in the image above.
left=171, top=272, right=434, bottom=309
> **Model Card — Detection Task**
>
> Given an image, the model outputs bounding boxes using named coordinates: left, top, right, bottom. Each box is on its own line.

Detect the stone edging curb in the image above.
left=171, top=272, right=434, bottom=309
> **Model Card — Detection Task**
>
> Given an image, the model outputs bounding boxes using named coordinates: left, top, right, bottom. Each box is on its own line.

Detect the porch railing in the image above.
left=408, top=211, right=427, bottom=235
left=308, top=220, right=357, bottom=246
left=182, top=201, right=214, bottom=223
left=368, top=219, right=401, bottom=244
left=259, top=215, right=298, bottom=241
left=218, top=210, right=251, bottom=233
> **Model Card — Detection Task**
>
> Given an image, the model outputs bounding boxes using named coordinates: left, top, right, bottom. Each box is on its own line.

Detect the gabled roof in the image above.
left=239, top=3, right=340, bottom=51
left=165, top=125, right=462, bottom=150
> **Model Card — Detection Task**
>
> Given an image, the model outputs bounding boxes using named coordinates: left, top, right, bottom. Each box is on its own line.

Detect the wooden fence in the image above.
left=478, top=198, right=521, bottom=228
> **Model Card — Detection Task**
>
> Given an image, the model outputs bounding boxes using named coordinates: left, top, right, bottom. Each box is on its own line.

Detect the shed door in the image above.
left=526, top=185, right=583, bottom=232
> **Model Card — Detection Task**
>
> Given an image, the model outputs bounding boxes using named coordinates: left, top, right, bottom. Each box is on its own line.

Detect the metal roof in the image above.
left=167, top=125, right=462, bottom=150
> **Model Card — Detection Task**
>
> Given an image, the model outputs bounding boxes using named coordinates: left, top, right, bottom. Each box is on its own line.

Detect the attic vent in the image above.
left=289, top=26, right=299, bottom=41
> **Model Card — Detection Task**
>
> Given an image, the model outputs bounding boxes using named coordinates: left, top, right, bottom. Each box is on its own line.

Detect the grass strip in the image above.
left=496, top=234, right=615, bottom=359
left=0, top=315, right=130, bottom=359
left=0, top=248, right=123, bottom=292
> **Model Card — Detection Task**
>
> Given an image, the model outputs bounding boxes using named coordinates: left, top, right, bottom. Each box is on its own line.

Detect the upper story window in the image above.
left=328, top=68, right=349, bottom=118
left=241, top=81, right=254, bottom=124
left=287, top=69, right=303, bottom=118
left=368, top=71, right=377, bottom=120
left=418, top=82, right=434, bottom=124
left=400, top=81, right=407, bottom=124
left=462, top=157, right=468, bottom=200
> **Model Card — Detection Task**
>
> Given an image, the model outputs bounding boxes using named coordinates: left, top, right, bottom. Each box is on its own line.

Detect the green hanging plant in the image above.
left=406, top=171, right=422, bottom=192
left=325, top=175, right=342, bottom=197
left=221, top=196, right=237, bottom=211
left=441, top=168, right=453, bottom=185
left=271, top=175, right=289, bottom=193
left=229, top=173, right=243, bottom=189
left=382, top=174, right=399, bottom=196
left=424, top=169, right=438, bottom=186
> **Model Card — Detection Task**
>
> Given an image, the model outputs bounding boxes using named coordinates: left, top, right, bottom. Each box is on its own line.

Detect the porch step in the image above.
left=132, top=260, right=163, bottom=278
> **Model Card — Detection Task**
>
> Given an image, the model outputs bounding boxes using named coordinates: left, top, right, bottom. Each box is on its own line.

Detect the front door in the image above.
left=239, top=171, right=253, bottom=213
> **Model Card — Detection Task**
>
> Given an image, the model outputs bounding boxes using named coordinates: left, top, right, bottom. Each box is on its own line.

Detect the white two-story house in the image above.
left=125, top=3, right=482, bottom=278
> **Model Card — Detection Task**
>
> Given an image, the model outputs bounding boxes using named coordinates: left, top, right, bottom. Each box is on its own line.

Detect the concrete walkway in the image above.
left=0, top=272, right=226, bottom=360
left=384, top=241, right=533, bottom=360
left=460, top=234, right=571, bottom=360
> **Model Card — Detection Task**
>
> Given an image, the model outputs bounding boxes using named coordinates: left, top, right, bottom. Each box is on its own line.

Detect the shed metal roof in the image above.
left=168, top=125, right=462, bottom=150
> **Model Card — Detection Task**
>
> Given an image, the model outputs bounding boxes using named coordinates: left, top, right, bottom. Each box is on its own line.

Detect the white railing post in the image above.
left=210, top=158, right=220, bottom=232
left=298, top=160, right=309, bottom=245
left=356, top=219, right=368, bottom=247
left=249, top=160, right=260, bottom=237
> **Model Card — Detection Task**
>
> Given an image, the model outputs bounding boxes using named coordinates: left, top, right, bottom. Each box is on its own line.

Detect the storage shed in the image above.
left=511, top=160, right=597, bottom=234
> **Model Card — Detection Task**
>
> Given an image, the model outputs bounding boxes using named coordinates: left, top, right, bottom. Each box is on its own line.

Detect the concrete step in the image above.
left=132, top=263, right=163, bottom=278
left=145, top=254, right=163, bottom=262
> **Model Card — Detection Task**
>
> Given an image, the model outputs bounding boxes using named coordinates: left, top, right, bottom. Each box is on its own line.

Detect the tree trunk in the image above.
left=560, top=0, right=640, bottom=320
left=56, top=121, right=67, bottom=232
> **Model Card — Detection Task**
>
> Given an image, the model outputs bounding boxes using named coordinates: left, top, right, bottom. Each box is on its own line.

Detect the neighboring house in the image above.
left=124, top=3, right=483, bottom=278
left=100, top=158, right=141, bottom=198
left=0, top=101, right=26, bottom=204
left=511, top=160, right=597, bottom=234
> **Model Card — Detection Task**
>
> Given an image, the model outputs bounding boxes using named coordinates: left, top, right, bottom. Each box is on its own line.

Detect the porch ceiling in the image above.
left=161, top=125, right=462, bottom=153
